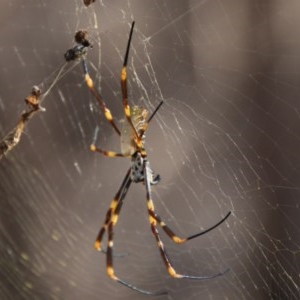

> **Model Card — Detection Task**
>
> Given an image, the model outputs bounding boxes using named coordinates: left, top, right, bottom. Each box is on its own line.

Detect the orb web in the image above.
left=0, top=1, right=300, bottom=299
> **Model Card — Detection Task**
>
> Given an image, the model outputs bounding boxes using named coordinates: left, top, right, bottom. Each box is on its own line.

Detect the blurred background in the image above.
left=1, top=0, right=300, bottom=299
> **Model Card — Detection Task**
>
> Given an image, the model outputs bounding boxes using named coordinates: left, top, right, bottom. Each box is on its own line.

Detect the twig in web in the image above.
left=0, top=59, right=70, bottom=161
left=0, top=86, right=43, bottom=160
left=0, top=30, right=92, bottom=161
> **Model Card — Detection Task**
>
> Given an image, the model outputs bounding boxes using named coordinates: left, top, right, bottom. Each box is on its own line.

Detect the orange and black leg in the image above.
left=149, top=210, right=231, bottom=244
left=90, top=144, right=129, bottom=158
left=89, top=126, right=129, bottom=158
left=102, top=168, right=167, bottom=296
left=82, top=59, right=121, bottom=136
left=94, top=168, right=132, bottom=252
left=144, top=160, right=229, bottom=280
left=120, top=21, right=141, bottom=143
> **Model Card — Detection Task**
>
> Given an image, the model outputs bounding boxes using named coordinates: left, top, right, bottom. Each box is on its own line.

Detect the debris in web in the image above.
left=0, top=86, right=43, bottom=161
left=83, top=0, right=96, bottom=7
left=64, top=30, right=92, bottom=62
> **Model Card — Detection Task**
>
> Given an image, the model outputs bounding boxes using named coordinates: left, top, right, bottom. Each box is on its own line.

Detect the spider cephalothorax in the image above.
left=121, top=105, right=148, bottom=156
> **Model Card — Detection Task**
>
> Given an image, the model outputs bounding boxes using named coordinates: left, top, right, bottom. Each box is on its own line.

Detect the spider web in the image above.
left=1, top=1, right=300, bottom=299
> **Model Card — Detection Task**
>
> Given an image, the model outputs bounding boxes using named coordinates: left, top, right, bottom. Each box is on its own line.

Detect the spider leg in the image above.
left=106, top=221, right=167, bottom=296
left=90, top=126, right=129, bottom=158
left=144, top=160, right=229, bottom=280
left=94, top=168, right=132, bottom=252
left=90, top=144, right=129, bottom=158
left=121, top=22, right=163, bottom=146
left=120, top=21, right=141, bottom=144
left=82, top=59, right=121, bottom=136
left=101, top=169, right=167, bottom=296
left=147, top=101, right=164, bottom=124
left=106, top=209, right=167, bottom=296
left=149, top=210, right=231, bottom=244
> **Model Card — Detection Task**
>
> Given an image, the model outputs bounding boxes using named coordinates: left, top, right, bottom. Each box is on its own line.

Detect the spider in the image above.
left=82, top=21, right=231, bottom=296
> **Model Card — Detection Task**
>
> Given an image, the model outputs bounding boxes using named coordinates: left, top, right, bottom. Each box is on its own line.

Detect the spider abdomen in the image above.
left=131, top=152, right=144, bottom=182
left=131, top=152, right=160, bottom=185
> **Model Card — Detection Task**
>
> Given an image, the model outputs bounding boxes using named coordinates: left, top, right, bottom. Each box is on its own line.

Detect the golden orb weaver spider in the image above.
left=74, top=21, right=231, bottom=296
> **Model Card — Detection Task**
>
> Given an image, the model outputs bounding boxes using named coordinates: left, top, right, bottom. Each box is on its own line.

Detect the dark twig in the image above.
left=0, top=86, right=42, bottom=160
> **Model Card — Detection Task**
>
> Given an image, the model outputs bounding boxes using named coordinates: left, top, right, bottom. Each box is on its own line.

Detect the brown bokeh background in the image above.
left=1, top=1, right=300, bottom=299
